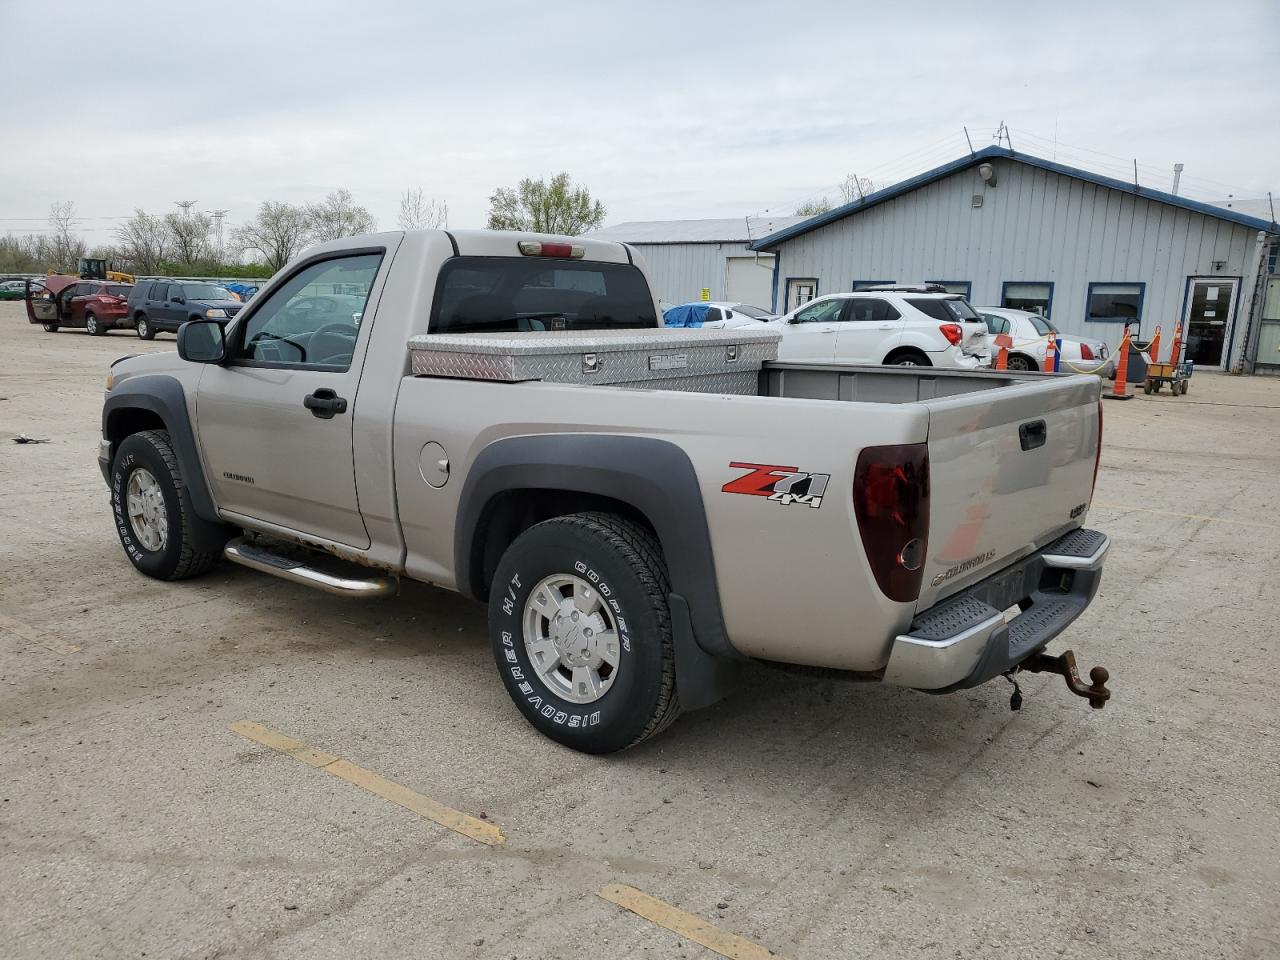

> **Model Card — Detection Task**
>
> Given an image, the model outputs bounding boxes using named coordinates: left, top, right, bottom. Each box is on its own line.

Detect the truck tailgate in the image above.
left=918, top=374, right=1102, bottom=611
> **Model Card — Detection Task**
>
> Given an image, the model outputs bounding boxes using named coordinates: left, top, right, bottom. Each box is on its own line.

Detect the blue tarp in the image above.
left=663, top=303, right=711, bottom=327
left=224, top=282, right=259, bottom=298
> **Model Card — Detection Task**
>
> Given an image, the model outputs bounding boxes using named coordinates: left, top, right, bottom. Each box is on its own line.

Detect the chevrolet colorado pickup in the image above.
left=99, top=229, right=1111, bottom=753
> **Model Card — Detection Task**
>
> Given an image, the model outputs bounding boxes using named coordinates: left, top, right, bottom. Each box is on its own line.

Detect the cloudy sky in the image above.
left=3, top=0, right=1278, bottom=246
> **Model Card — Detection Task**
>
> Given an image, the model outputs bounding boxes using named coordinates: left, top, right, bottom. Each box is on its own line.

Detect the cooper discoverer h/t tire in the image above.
left=488, top=512, right=680, bottom=754
left=110, top=429, right=227, bottom=581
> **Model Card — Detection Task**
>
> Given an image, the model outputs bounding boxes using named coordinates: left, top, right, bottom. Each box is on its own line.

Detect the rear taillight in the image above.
left=1080, top=343, right=1095, bottom=360
left=938, top=323, right=963, bottom=346
left=1091, top=399, right=1103, bottom=501
left=852, top=443, right=930, bottom=603
left=518, top=240, right=585, bottom=259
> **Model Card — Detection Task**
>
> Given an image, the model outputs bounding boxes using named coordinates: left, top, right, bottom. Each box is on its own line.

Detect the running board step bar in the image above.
left=223, top=537, right=397, bottom=598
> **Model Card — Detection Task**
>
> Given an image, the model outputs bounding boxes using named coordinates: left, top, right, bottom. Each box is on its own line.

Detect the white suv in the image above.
left=771, top=291, right=991, bottom=367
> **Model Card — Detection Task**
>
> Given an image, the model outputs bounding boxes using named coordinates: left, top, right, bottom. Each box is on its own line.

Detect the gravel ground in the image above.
left=2, top=301, right=1278, bottom=960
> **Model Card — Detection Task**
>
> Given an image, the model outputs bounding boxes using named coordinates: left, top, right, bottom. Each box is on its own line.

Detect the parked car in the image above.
left=23, top=277, right=134, bottom=334
left=663, top=301, right=775, bottom=328
left=98, top=228, right=1109, bottom=754
left=978, top=306, right=1112, bottom=374
left=126, top=281, right=245, bottom=340
left=770, top=291, right=992, bottom=367
left=0, top=279, right=31, bottom=300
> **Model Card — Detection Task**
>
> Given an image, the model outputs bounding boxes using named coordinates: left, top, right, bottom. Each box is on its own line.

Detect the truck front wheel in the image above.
left=110, top=429, right=226, bottom=581
left=488, top=513, right=680, bottom=754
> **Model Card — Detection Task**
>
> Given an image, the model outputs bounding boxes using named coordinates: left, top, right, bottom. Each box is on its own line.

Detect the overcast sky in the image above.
left=3, top=0, right=1277, bottom=246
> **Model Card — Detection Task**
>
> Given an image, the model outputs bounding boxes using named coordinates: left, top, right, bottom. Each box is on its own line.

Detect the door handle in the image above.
left=877, top=324, right=894, bottom=330
left=303, top=387, right=348, bottom=419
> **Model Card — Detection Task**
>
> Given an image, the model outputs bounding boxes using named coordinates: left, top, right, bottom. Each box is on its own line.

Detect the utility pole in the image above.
left=210, top=210, right=228, bottom=275
left=1171, top=163, right=1184, bottom=196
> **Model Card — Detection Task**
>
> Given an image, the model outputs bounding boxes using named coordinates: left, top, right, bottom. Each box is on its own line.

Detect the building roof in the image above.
left=588, top=216, right=807, bottom=245
left=751, top=146, right=1279, bottom=250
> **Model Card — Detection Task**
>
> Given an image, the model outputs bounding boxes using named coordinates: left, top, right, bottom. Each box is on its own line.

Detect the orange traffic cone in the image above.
left=1167, top=323, right=1183, bottom=368
left=1147, top=325, right=1162, bottom=364
left=1104, top=333, right=1133, bottom=401
left=993, top=333, right=1012, bottom=370
left=1044, top=333, right=1056, bottom=372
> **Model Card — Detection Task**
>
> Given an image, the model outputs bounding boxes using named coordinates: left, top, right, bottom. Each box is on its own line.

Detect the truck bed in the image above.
left=759, top=361, right=1033, bottom=403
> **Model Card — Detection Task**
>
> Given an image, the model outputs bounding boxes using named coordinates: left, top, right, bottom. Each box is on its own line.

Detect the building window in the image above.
left=928, top=280, right=972, bottom=298
left=785, top=277, right=819, bottom=312
left=1001, top=281, right=1054, bottom=317
left=852, top=280, right=894, bottom=291
left=1085, top=282, right=1145, bottom=324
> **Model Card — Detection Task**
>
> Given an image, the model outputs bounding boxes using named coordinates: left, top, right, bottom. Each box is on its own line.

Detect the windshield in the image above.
left=180, top=284, right=232, bottom=301
left=429, top=257, right=656, bottom=333
left=1028, top=315, right=1058, bottom=336
left=732, top=304, right=772, bottom=319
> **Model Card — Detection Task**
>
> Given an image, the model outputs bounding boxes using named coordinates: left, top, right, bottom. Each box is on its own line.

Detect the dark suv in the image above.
left=127, top=281, right=244, bottom=340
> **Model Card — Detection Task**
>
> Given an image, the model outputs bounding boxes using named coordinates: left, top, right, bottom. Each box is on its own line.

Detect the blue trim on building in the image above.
left=1085, top=281, right=1146, bottom=334
left=770, top=254, right=781, bottom=314
left=1000, top=280, right=1056, bottom=318
left=852, top=279, right=896, bottom=291
left=928, top=280, right=972, bottom=298
left=750, top=145, right=1279, bottom=251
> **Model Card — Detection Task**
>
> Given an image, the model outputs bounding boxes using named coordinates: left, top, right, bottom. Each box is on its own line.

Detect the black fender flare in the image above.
left=102, top=374, right=219, bottom=525
left=455, top=434, right=741, bottom=708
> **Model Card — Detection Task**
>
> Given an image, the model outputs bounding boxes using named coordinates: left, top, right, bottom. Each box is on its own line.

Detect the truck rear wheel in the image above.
left=136, top=314, right=155, bottom=340
left=110, top=429, right=226, bottom=581
left=488, top=512, right=680, bottom=754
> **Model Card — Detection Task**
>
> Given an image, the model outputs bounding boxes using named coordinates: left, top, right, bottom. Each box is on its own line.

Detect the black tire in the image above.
left=136, top=314, right=155, bottom=340
left=85, top=312, right=105, bottom=336
left=884, top=349, right=932, bottom=367
left=110, top=429, right=227, bottom=580
left=1006, top=353, right=1037, bottom=372
left=1180, top=380, right=1189, bottom=395
left=1143, top=380, right=1153, bottom=395
left=42, top=323, right=58, bottom=333
left=488, top=512, right=680, bottom=754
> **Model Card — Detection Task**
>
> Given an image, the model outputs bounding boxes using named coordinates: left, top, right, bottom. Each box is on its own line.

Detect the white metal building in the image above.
left=751, top=146, right=1279, bottom=371
left=588, top=216, right=806, bottom=311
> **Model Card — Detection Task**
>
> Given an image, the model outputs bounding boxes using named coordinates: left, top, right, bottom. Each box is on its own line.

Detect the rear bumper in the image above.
left=883, top=528, right=1109, bottom=691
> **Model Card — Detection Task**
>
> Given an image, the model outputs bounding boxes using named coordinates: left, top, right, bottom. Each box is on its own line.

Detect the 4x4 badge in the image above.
left=722, top=462, right=830, bottom=509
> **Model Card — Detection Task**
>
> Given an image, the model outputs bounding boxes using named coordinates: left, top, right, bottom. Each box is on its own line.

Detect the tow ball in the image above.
left=1004, top=650, right=1111, bottom=711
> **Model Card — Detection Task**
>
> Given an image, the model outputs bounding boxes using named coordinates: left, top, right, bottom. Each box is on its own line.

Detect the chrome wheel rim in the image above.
left=896, top=359, right=918, bottom=366
left=522, top=574, right=620, bottom=704
left=137, top=319, right=148, bottom=337
left=126, top=467, right=168, bottom=552
left=86, top=316, right=97, bottom=333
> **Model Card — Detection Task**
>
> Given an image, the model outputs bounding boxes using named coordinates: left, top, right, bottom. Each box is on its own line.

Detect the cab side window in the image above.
left=151, top=283, right=168, bottom=302
left=793, top=298, right=845, bottom=323
left=237, top=253, right=383, bottom=370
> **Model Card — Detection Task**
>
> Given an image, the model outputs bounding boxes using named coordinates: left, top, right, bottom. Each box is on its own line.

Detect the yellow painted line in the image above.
left=1092, top=501, right=1278, bottom=530
left=0, top=611, right=80, bottom=656
left=598, top=883, right=787, bottom=960
left=230, top=720, right=504, bottom=845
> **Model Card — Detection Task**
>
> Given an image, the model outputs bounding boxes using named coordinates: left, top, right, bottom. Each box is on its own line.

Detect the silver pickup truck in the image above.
left=99, top=229, right=1111, bottom=753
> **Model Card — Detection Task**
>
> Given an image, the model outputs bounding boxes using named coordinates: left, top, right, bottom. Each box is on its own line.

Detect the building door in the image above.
left=786, top=278, right=817, bottom=313
left=725, top=255, right=775, bottom=309
left=1182, top=278, right=1238, bottom=368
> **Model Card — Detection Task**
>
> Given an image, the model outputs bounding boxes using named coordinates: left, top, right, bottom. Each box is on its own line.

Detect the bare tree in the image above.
left=838, top=174, right=875, bottom=204
left=163, top=210, right=212, bottom=268
left=47, top=201, right=85, bottom=271
left=306, top=189, right=376, bottom=242
left=487, top=173, right=606, bottom=234
left=233, top=201, right=311, bottom=274
left=114, top=210, right=171, bottom=274
left=398, top=188, right=448, bottom=230
left=794, top=198, right=833, bottom=217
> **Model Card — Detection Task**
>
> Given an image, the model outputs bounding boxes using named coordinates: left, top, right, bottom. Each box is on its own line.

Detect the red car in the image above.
left=25, top=276, right=134, bottom=335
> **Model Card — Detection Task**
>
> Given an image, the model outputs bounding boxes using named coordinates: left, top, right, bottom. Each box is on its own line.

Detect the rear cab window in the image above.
left=428, top=257, right=656, bottom=334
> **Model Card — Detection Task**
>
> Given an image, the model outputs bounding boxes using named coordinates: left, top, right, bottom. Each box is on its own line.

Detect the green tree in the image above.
left=487, top=172, right=606, bottom=235
left=794, top=198, right=832, bottom=217
left=233, top=201, right=311, bottom=274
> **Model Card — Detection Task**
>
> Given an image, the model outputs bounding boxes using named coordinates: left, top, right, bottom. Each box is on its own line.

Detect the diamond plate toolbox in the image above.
left=408, top=328, right=781, bottom=387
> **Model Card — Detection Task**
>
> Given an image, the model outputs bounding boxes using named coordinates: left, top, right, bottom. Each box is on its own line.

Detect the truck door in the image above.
left=193, top=251, right=388, bottom=549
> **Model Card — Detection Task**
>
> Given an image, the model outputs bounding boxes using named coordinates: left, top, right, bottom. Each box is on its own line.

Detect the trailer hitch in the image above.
left=1021, top=649, right=1111, bottom=709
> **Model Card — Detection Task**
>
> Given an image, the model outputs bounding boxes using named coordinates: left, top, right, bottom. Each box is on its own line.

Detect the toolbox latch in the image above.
left=582, top=353, right=601, bottom=374
left=726, top=344, right=740, bottom=362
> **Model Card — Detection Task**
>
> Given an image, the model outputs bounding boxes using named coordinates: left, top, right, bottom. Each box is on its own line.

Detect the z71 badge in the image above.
left=722, top=461, right=830, bottom=509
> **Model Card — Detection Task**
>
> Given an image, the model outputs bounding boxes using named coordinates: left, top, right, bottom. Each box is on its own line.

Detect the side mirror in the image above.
left=177, top=319, right=226, bottom=364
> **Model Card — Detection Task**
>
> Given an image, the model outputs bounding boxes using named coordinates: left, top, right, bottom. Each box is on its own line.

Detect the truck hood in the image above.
left=108, top=349, right=188, bottom=388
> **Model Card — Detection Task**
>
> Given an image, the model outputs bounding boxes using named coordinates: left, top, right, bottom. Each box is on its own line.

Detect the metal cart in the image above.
left=1143, top=360, right=1193, bottom=395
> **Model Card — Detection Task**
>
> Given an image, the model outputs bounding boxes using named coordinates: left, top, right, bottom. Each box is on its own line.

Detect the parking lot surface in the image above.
left=2, top=301, right=1279, bottom=959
